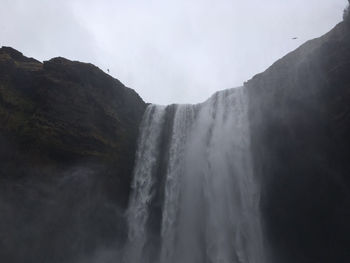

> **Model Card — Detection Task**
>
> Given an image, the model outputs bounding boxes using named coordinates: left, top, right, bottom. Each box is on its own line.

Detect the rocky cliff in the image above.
left=246, top=20, right=350, bottom=263
left=0, top=46, right=146, bottom=262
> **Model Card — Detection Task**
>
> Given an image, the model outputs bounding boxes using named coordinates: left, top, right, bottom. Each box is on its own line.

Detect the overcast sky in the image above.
left=1, top=0, right=347, bottom=104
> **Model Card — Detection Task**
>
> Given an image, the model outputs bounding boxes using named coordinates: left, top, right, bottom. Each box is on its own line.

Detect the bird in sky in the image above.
left=107, top=69, right=110, bottom=73
left=292, top=37, right=298, bottom=40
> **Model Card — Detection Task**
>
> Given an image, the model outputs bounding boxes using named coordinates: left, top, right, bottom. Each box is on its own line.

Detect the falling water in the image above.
left=124, top=87, right=265, bottom=263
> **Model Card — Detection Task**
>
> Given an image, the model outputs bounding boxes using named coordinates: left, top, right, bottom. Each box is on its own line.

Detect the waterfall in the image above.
left=124, top=87, right=265, bottom=263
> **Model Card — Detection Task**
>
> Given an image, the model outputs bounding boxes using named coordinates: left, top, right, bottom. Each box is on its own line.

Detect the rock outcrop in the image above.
left=246, top=20, right=350, bottom=263
left=0, top=46, right=146, bottom=262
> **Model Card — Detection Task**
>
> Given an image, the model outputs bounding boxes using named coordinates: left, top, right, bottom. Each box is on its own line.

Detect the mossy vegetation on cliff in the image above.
left=0, top=46, right=146, bottom=164
left=0, top=46, right=147, bottom=263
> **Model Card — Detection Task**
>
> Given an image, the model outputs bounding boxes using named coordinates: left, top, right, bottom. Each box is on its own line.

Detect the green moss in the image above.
left=0, top=53, right=11, bottom=62
left=0, top=83, right=34, bottom=111
left=0, top=83, right=36, bottom=139
left=0, top=48, right=146, bottom=166
left=14, top=60, right=42, bottom=71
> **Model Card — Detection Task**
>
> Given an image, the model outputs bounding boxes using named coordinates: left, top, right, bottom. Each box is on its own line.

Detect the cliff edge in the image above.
left=246, top=20, right=350, bottom=263
left=0, top=46, right=146, bottom=262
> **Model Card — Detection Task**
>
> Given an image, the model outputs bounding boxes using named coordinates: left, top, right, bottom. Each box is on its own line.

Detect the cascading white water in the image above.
left=124, top=87, right=265, bottom=263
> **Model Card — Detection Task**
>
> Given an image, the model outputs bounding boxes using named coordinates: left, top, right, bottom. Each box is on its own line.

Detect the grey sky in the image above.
left=1, top=0, right=347, bottom=104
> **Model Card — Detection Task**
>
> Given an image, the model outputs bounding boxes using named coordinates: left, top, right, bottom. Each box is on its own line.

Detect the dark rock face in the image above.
left=0, top=47, right=145, bottom=166
left=246, top=21, right=350, bottom=263
left=0, top=47, right=146, bottom=262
